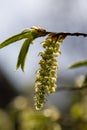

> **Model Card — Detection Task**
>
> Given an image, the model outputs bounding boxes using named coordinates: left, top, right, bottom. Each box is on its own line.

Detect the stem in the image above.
left=46, top=32, right=87, bottom=37
left=56, top=85, right=87, bottom=91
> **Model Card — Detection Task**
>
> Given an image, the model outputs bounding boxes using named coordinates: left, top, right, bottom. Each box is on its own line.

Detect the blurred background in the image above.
left=0, top=0, right=87, bottom=130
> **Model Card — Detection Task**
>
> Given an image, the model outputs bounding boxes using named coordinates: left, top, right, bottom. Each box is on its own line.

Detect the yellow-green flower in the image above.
left=34, top=33, right=66, bottom=110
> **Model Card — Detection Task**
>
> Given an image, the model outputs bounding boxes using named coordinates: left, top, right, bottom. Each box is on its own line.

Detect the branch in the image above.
left=56, top=85, right=87, bottom=91
left=46, top=32, right=87, bottom=37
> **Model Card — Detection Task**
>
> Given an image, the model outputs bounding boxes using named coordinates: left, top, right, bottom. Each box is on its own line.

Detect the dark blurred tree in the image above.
left=0, top=68, right=19, bottom=109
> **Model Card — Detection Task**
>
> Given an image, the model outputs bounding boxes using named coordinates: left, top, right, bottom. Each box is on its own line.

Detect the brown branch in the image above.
left=56, top=85, right=87, bottom=92
left=46, top=32, right=87, bottom=37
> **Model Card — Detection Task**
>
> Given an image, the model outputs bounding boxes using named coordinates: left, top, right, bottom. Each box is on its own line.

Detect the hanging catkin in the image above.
left=34, top=33, right=66, bottom=110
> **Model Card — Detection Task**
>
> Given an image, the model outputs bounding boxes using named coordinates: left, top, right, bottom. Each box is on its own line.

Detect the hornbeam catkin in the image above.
left=34, top=33, right=66, bottom=110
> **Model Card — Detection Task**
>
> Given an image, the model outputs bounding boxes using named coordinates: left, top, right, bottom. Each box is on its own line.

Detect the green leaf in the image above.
left=16, top=38, right=32, bottom=71
left=0, top=27, right=46, bottom=49
left=0, top=30, right=31, bottom=48
left=69, top=60, right=87, bottom=69
left=0, top=26, right=47, bottom=72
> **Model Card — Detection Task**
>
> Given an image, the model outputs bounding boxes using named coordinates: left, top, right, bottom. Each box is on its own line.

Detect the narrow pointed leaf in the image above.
left=0, top=30, right=31, bottom=49
left=69, top=60, right=87, bottom=69
left=0, top=26, right=46, bottom=49
left=16, top=38, right=32, bottom=71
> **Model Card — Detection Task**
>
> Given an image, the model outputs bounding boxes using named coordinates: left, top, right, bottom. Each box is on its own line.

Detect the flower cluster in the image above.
left=34, top=33, right=66, bottom=110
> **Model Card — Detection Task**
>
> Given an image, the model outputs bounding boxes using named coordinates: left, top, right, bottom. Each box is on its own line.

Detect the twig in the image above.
left=56, top=85, right=87, bottom=91
left=46, top=32, right=87, bottom=37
